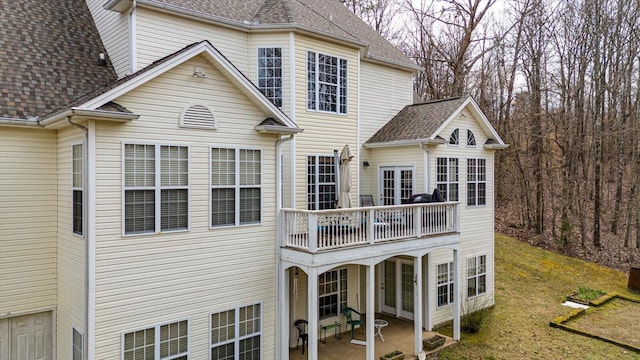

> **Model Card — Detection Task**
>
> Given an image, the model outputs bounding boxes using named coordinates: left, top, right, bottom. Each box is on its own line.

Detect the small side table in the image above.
left=374, top=319, right=389, bottom=342
left=320, top=321, right=342, bottom=343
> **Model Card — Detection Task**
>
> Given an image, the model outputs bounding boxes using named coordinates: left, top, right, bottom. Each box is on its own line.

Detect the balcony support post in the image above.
left=309, top=213, right=318, bottom=253
left=414, top=255, right=423, bottom=356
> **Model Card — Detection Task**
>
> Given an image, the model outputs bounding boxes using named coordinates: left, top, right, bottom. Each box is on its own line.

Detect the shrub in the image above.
left=461, top=296, right=493, bottom=333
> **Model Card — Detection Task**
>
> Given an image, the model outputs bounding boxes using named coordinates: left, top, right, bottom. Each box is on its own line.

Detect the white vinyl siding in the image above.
left=123, top=320, right=188, bottom=360
left=92, top=57, right=278, bottom=358
left=306, top=51, right=347, bottom=114
left=257, top=47, right=283, bottom=107
left=85, top=0, right=130, bottom=77
left=72, top=143, right=84, bottom=235
left=135, top=8, right=249, bottom=74
left=123, top=144, right=189, bottom=234
left=211, top=148, right=262, bottom=227
left=210, top=303, right=261, bottom=360
left=0, top=128, right=57, bottom=313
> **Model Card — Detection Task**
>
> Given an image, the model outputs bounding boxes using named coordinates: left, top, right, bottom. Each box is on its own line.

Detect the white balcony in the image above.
left=280, top=202, right=459, bottom=253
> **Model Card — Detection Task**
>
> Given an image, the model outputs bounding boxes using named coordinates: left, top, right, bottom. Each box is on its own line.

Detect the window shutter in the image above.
left=180, top=104, right=216, bottom=129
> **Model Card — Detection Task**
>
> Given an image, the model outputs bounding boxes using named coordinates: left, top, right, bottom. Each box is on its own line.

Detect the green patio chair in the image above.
left=342, top=306, right=363, bottom=339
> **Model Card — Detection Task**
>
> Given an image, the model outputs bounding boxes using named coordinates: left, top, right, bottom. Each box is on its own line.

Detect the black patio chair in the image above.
left=294, top=319, right=308, bottom=354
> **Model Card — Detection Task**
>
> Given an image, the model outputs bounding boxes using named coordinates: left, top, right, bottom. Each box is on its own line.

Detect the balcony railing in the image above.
left=280, top=202, right=459, bottom=253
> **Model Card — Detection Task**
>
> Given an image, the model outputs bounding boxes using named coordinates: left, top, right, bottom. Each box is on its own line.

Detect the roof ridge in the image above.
left=410, top=96, right=467, bottom=106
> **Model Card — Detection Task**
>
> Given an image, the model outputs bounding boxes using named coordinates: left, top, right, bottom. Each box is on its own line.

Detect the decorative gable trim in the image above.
left=180, top=104, right=216, bottom=130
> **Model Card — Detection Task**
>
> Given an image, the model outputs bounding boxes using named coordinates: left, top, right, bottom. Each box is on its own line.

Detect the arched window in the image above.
left=180, top=104, right=216, bottom=129
left=467, top=129, right=476, bottom=146
left=449, top=128, right=459, bottom=145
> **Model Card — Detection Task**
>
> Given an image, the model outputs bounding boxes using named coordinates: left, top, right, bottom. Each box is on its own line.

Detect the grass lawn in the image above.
left=436, top=234, right=640, bottom=360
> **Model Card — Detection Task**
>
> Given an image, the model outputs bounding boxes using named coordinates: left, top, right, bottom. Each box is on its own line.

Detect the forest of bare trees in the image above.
left=348, top=0, right=640, bottom=271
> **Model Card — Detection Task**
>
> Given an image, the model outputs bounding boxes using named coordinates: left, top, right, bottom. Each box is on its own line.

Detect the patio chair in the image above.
left=294, top=319, right=308, bottom=354
left=342, top=307, right=363, bottom=339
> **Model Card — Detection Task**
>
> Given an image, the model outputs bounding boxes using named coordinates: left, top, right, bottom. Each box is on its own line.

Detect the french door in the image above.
left=380, top=167, right=414, bottom=205
left=381, top=258, right=414, bottom=320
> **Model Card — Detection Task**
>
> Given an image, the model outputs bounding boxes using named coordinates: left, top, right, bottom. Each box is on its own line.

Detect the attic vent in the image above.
left=180, top=104, right=216, bottom=129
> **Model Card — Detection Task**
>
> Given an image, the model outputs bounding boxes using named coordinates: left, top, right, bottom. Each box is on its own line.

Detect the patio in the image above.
left=289, top=314, right=456, bottom=360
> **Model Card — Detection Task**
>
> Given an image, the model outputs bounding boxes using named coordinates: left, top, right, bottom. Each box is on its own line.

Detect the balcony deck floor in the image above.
left=288, top=313, right=456, bottom=360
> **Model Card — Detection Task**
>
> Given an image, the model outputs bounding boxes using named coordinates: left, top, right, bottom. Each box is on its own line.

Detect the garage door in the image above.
left=0, top=312, right=52, bottom=360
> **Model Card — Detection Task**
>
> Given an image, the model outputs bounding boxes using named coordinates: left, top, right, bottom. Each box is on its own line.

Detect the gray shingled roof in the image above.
left=143, top=0, right=416, bottom=69
left=366, top=96, right=470, bottom=144
left=0, top=0, right=117, bottom=120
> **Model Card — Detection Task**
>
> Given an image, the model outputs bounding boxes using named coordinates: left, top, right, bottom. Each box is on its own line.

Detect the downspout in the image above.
left=129, top=1, right=138, bottom=74
left=275, top=133, right=294, bottom=360
left=419, top=143, right=430, bottom=192
left=67, top=117, right=95, bottom=358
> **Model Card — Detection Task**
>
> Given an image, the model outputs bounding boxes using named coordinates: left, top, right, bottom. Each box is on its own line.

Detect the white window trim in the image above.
left=209, top=146, right=263, bottom=229
left=466, top=158, right=487, bottom=207
left=72, top=142, right=85, bottom=237
left=256, top=46, right=284, bottom=108
left=121, top=318, right=190, bottom=360
left=121, top=142, right=191, bottom=237
left=209, top=302, right=263, bottom=360
left=72, top=327, right=84, bottom=360
left=448, top=128, right=460, bottom=146
left=306, top=153, right=337, bottom=210
left=378, top=165, right=416, bottom=205
left=466, top=254, right=488, bottom=299
left=306, top=50, right=348, bottom=115
left=436, top=261, right=455, bottom=308
left=466, top=129, right=477, bottom=147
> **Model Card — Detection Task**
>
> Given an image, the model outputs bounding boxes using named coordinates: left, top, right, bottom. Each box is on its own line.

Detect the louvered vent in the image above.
left=180, top=104, right=216, bottom=129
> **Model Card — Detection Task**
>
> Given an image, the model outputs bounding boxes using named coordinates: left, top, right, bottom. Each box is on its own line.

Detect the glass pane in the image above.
left=161, top=189, right=188, bottom=230
left=212, top=188, right=235, bottom=226
left=211, top=148, right=235, bottom=186
left=125, top=190, right=155, bottom=233
left=240, top=188, right=260, bottom=224
left=125, top=144, right=155, bottom=187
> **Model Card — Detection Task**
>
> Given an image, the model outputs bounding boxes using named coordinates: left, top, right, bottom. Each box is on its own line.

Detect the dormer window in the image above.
left=467, top=129, right=476, bottom=146
left=307, top=51, right=347, bottom=114
left=449, top=128, right=459, bottom=145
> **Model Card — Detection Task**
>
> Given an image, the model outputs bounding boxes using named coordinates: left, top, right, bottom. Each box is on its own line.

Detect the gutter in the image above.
left=255, top=125, right=303, bottom=134
left=39, top=108, right=139, bottom=129
left=363, top=138, right=446, bottom=148
left=0, top=117, right=42, bottom=129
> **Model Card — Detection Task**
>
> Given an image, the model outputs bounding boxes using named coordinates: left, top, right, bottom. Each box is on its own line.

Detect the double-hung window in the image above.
left=467, top=255, right=487, bottom=298
left=211, top=148, right=262, bottom=227
left=124, top=144, right=189, bottom=234
left=122, top=320, right=188, bottom=360
left=72, top=144, right=84, bottom=235
left=307, top=155, right=336, bottom=210
left=257, top=47, right=282, bottom=107
left=437, top=262, right=455, bottom=307
left=436, top=157, right=459, bottom=201
left=319, top=269, right=347, bottom=319
left=307, top=51, right=347, bottom=114
left=210, top=303, right=261, bottom=360
left=467, top=158, right=486, bottom=206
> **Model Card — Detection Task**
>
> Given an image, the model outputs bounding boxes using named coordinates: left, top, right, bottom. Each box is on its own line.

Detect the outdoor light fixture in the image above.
left=363, top=160, right=370, bottom=167
left=98, top=52, right=107, bottom=66
left=193, top=66, right=208, bottom=78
